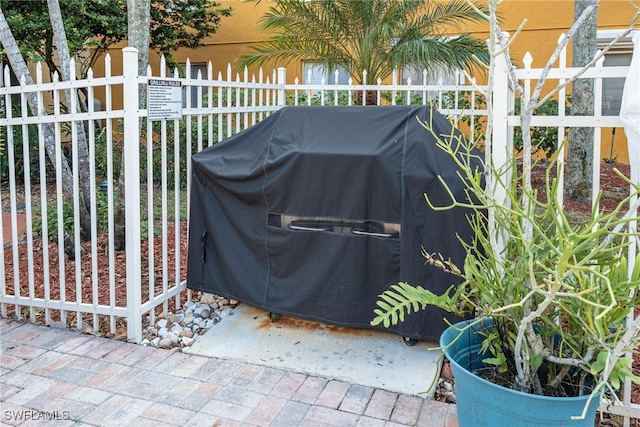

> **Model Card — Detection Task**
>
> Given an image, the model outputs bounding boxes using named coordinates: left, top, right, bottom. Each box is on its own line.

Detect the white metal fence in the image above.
left=0, top=48, right=489, bottom=342
left=495, top=41, right=639, bottom=424
left=0, top=41, right=637, bottom=423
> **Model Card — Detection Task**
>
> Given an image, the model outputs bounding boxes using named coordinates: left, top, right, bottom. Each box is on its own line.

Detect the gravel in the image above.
left=139, top=293, right=239, bottom=352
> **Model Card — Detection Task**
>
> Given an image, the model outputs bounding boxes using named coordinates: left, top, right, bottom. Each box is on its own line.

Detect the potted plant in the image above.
left=371, top=5, right=640, bottom=424
left=369, top=74, right=640, bottom=427
left=372, top=128, right=640, bottom=425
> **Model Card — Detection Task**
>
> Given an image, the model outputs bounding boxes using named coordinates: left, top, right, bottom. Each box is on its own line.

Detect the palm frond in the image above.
left=371, top=282, right=460, bottom=328
left=239, top=0, right=489, bottom=84
left=418, top=0, right=490, bottom=33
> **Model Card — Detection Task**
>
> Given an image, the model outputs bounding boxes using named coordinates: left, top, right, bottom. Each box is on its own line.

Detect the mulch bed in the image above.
left=3, top=222, right=190, bottom=340
left=531, top=161, right=632, bottom=217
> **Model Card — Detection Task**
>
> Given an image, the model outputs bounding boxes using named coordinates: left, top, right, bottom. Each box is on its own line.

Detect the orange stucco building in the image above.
left=160, top=0, right=637, bottom=77
left=97, top=1, right=637, bottom=81
left=94, top=0, right=638, bottom=162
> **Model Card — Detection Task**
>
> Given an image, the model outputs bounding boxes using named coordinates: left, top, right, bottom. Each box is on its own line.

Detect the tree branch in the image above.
left=536, top=8, right=640, bottom=108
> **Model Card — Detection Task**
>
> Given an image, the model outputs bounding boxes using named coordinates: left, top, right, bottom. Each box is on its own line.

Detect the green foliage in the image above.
left=381, top=91, right=431, bottom=106
left=371, top=282, right=458, bottom=328
left=450, top=91, right=572, bottom=158
left=372, top=124, right=640, bottom=401
left=90, top=113, right=217, bottom=190
left=512, top=96, right=572, bottom=159
left=92, top=126, right=122, bottom=182
left=0, top=105, right=41, bottom=184
left=0, top=0, right=232, bottom=77
left=33, top=190, right=109, bottom=239
left=34, top=198, right=73, bottom=239
left=142, top=116, right=217, bottom=188
left=442, top=90, right=487, bottom=145
left=286, top=90, right=367, bottom=106
left=1, top=0, right=128, bottom=77
left=240, top=0, right=490, bottom=85
left=1, top=108, right=217, bottom=190
left=150, top=0, right=232, bottom=71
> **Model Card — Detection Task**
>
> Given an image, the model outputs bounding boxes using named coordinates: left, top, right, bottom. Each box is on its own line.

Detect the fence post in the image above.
left=122, top=47, right=142, bottom=343
left=277, top=67, right=286, bottom=107
left=487, top=37, right=512, bottom=257
left=490, top=42, right=511, bottom=206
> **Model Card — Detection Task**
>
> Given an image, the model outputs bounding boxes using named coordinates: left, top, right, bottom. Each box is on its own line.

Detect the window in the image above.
left=401, top=64, right=457, bottom=103
left=182, top=63, right=208, bottom=108
left=401, top=64, right=456, bottom=86
left=302, top=61, right=350, bottom=85
left=598, top=30, right=633, bottom=116
left=601, top=52, right=632, bottom=116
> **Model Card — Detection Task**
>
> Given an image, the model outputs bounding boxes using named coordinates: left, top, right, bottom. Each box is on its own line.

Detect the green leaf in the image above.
left=611, top=374, right=620, bottom=390
left=483, top=353, right=506, bottom=367
left=590, top=350, right=608, bottom=375
left=529, top=352, right=544, bottom=370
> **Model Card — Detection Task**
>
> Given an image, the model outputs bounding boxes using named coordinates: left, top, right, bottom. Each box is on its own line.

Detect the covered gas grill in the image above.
left=186, top=105, right=481, bottom=341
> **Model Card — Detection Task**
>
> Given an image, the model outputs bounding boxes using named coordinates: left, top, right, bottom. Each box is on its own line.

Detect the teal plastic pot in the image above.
left=440, top=319, right=599, bottom=427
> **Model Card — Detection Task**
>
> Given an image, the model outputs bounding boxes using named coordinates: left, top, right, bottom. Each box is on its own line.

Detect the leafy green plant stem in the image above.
left=372, top=118, right=640, bottom=402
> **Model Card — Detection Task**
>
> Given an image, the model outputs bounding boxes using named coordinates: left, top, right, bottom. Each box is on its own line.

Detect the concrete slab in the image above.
left=190, top=304, right=442, bottom=398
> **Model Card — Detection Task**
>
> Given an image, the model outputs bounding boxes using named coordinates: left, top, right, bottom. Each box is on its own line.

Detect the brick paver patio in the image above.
left=0, top=318, right=458, bottom=426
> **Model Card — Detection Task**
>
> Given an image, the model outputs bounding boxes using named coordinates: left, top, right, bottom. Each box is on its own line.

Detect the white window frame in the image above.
left=302, top=61, right=350, bottom=86
left=401, top=64, right=456, bottom=87
left=598, top=29, right=634, bottom=116
left=182, top=63, right=208, bottom=108
left=401, top=64, right=458, bottom=104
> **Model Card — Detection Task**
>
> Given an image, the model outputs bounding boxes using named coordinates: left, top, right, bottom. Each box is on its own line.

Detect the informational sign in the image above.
left=147, top=78, right=183, bottom=120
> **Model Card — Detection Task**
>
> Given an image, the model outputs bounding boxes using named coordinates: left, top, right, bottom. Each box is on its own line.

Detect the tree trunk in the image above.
left=0, top=5, right=90, bottom=254
left=47, top=0, right=93, bottom=238
left=355, top=90, right=379, bottom=105
left=566, top=0, right=598, bottom=200
left=127, top=0, right=150, bottom=96
left=113, top=0, right=151, bottom=250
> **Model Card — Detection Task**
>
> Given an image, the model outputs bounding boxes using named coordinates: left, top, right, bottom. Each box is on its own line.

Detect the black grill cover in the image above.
left=187, top=105, right=481, bottom=341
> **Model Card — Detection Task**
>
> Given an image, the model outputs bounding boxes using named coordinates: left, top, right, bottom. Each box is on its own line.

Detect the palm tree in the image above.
left=239, top=0, right=490, bottom=86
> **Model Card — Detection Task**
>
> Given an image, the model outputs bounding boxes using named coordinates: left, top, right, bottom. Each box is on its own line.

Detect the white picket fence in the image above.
left=0, top=41, right=638, bottom=423
left=496, top=42, right=639, bottom=424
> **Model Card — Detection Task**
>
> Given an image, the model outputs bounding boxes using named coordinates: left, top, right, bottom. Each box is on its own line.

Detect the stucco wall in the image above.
left=89, top=0, right=638, bottom=162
